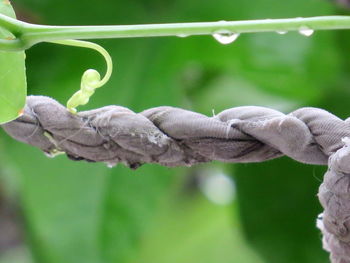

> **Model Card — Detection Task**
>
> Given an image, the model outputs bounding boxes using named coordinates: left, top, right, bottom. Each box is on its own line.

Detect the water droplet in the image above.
left=106, top=162, right=117, bottom=168
left=212, top=30, right=240, bottom=45
left=44, top=152, right=56, bottom=158
left=299, top=26, right=314, bottom=37
left=177, top=34, right=189, bottom=38
left=276, top=30, right=287, bottom=35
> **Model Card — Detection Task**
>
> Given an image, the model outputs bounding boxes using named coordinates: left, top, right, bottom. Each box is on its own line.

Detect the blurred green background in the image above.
left=1, top=0, right=350, bottom=262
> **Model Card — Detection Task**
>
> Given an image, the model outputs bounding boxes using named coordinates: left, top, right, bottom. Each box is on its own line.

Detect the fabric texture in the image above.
left=2, top=95, right=350, bottom=262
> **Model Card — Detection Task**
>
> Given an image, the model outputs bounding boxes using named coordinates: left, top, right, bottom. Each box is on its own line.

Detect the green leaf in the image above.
left=0, top=1, right=26, bottom=124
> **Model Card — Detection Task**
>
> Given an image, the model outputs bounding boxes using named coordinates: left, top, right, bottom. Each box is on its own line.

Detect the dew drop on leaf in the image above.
left=212, top=30, right=240, bottom=45
left=298, top=26, right=314, bottom=37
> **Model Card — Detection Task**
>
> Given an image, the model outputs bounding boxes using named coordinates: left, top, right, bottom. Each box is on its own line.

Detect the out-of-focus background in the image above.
left=1, top=0, right=350, bottom=262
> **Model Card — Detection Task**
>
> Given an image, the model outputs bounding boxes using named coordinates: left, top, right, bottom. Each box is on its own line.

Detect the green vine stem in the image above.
left=50, top=40, right=113, bottom=113
left=1, top=14, right=350, bottom=51
left=2, top=14, right=350, bottom=113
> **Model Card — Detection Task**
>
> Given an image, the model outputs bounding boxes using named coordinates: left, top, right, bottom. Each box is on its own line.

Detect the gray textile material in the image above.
left=2, top=95, right=350, bottom=262
left=318, top=139, right=350, bottom=263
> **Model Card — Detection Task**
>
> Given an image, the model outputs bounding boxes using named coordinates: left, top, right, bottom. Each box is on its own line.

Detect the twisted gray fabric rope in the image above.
left=2, top=95, right=350, bottom=262
left=318, top=140, right=350, bottom=263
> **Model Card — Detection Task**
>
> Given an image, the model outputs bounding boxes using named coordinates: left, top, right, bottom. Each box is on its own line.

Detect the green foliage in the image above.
left=1, top=0, right=350, bottom=263
left=0, top=1, right=265, bottom=263
left=0, top=1, right=26, bottom=124
left=185, top=1, right=343, bottom=262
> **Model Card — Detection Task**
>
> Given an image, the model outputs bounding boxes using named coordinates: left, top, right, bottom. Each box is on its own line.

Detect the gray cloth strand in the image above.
left=317, top=139, right=350, bottom=263
left=4, top=95, right=343, bottom=167
left=2, top=95, right=350, bottom=262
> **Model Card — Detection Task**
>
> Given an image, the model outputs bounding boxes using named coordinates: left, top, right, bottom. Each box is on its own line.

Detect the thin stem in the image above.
left=0, top=13, right=25, bottom=34
left=49, top=39, right=113, bottom=113
left=50, top=40, right=112, bottom=87
left=1, top=15, right=350, bottom=51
